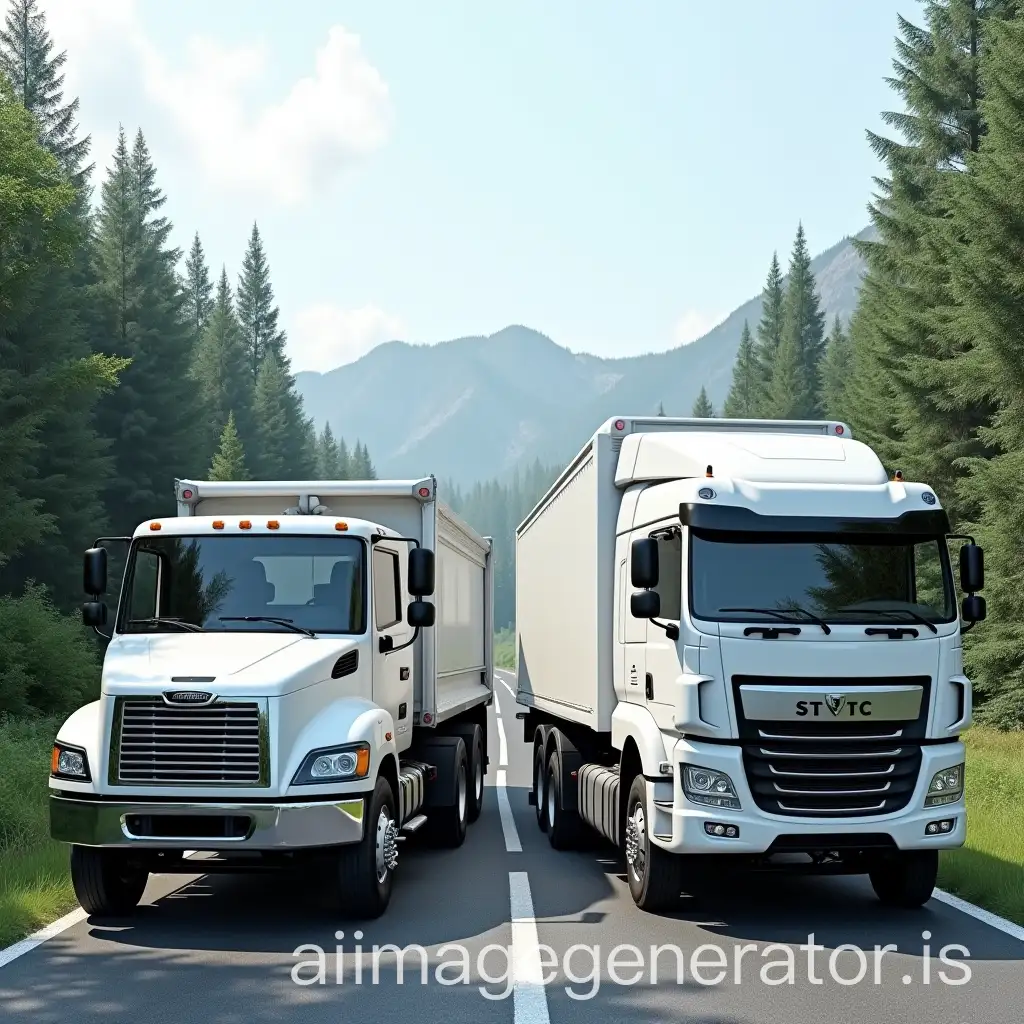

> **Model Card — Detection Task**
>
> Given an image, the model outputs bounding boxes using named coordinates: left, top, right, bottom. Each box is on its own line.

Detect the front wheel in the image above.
left=335, top=775, right=398, bottom=918
left=869, top=850, right=938, bottom=908
left=623, top=775, right=683, bottom=912
left=70, top=846, right=149, bottom=917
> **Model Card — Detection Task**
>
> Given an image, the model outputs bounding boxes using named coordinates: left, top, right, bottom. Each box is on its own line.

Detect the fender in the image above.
left=611, top=702, right=675, bottom=778
left=284, top=697, right=397, bottom=796
left=50, top=700, right=104, bottom=794
left=544, top=728, right=583, bottom=812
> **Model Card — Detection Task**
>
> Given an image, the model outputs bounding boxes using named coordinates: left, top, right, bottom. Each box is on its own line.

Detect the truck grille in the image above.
left=112, top=697, right=267, bottom=786
left=733, top=675, right=929, bottom=818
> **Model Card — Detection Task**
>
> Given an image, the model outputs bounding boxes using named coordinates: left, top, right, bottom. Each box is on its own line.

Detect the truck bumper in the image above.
left=49, top=793, right=368, bottom=850
left=650, top=738, right=966, bottom=855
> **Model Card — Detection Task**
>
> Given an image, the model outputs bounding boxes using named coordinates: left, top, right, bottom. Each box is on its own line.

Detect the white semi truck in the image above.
left=49, top=476, right=494, bottom=919
left=516, top=416, right=985, bottom=912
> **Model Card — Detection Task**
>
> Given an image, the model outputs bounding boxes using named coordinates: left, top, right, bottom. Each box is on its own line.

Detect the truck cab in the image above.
left=50, top=477, right=493, bottom=920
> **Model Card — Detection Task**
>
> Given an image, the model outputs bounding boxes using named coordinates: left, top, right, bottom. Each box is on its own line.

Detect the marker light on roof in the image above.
left=835, top=425, right=844, bottom=435
left=894, top=470, right=904, bottom=482
left=706, top=465, right=713, bottom=478
left=239, top=520, right=251, bottom=529
left=267, top=520, right=279, bottom=529
left=614, top=419, right=625, bottom=430
left=418, top=487, right=430, bottom=497
left=149, top=522, right=161, bottom=530
left=335, top=521, right=348, bottom=531
left=212, top=520, right=224, bottom=529
left=181, top=488, right=194, bottom=499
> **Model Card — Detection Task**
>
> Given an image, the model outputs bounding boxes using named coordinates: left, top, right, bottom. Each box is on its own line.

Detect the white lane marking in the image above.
left=496, top=769, right=522, bottom=852
left=497, top=714, right=509, bottom=767
left=509, top=871, right=551, bottom=1023
left=932, top=889, right=1024, bottom=943
left=500, top=678, right=516, bottom=701
left=0, top=908, right=87, bottom=969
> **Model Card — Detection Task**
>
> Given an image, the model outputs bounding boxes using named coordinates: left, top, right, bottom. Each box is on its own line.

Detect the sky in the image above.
left=20, top=0, right=914, bottom=372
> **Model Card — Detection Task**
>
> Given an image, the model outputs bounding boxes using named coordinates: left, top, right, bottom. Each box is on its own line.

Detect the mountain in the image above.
left=295, top=225, right=876, bottom=483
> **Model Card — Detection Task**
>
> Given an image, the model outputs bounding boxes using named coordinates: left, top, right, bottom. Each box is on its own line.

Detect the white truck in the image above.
left=516, top=416, right=985, bottom=912
left=49, top=476, right=494, bottom=919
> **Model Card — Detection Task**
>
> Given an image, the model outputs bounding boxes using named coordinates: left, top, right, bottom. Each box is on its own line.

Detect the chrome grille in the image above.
left=113, top=697, right=267, bottom=786
left=733, top=675, right=929, bottom=818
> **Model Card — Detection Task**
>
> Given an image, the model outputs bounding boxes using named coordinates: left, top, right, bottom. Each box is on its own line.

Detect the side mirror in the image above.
left=84, top=546, right=107, bottom=596
left=630, top=537, right=659, bottom=589
left=408, top=599, right=435, bottom=628
left=631, top=590, right=660, bottom=619
left=82, top=601, right=108, bottom=627
left=962, top=594, right=986, bottom=623
left=408, top=547, right=435, bottom=597
left=959, top=543, right=984, bottom=593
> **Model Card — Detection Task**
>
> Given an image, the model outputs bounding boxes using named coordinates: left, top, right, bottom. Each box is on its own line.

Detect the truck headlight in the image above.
left=51, top=742, right=90, bottom=782
left=292, top=742, right=371, bottom=785
left=925, top=763, right=964, bottom=806
left=682, top=764, right=741, bottom=809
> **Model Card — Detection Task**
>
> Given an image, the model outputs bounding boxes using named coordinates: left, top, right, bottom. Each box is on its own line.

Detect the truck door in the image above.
left=643, top=526, right=683, bottom=730
left=371, top=544, right=414, bottom=752
left=622, top=532, right=647, bottom=706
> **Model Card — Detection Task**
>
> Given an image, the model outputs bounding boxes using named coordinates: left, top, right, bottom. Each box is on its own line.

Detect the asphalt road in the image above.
left=1, top=667, right=1022, bottom=1023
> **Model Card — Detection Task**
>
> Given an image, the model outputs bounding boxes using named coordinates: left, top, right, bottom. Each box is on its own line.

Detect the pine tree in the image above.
left=841, top=0, right=1016, bottom=525
left=0, top=0, right=90, bottom=180
left=190, top=267, right=252, bottom=465
left=349, top=441, right=376, bottom=479
left=183, top=232, right=213, bottom=345
left=337, top=437, right=351, bottom=479
left=92, top=128, right=202, bottom=534
left=317, top=423, right=342, bottom=477
left=754, top=252, right=785, bottom=406
left=0, top=80, right=123, bottom=570
left=237, top=222, right=287, bottom=380
left=819, top=316, right=852, bottom=419
left=250, top=352, right=314, bottom=478
left=209, top=412, right=248, bottom=480
left=761, top=330, right=809, bottom=420
left=656, top=401, right=665, bottom=416
left=939, top=16, right=1024, bottom=727
left=691, top=386, right=714, bottom=418
left=723, top=320, right=759, bottom=418
left=778, top=223, right=826, bottom=415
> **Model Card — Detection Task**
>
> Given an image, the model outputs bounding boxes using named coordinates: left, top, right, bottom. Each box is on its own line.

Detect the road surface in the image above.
left=1, top=668, right=1021, bottom=1022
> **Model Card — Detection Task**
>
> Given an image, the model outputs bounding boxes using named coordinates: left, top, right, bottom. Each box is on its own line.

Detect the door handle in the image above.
left=645, top=673, right=654, bottom=700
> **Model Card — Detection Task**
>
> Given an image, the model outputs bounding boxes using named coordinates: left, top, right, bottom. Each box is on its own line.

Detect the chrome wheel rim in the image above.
left=625, top=804, right=646, bottom=881
left=375, top=807, right=398, bottom=882
left=474, top=753, right=483, bottom=801
left=457, top=762, right=468, bottom=822
left=547, top=769, right=556, bottom=825
left=535, top=761, right=544, bottom=814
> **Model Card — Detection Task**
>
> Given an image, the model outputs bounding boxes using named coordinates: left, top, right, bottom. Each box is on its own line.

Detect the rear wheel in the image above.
left=533, top=742, right=548, bottom=832
left=449, top=723, right=485, bottom=823
left=624, top=774, right=683, bottom=912
left=869, top=850, right=938, bottom=908
left=335, top=774, right=398, bottom=919
left=70, top=846, right=149, bottom=917
left=546, top=750, right=585, bottom=850
left=422, top=737, right=469, bottom=848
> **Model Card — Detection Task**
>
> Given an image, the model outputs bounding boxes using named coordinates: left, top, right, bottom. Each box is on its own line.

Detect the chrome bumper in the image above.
left=50, top=793, right=368, bottom=849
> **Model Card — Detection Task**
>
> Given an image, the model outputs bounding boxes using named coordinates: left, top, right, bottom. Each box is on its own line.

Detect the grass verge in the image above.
left=0, top=716, right=76, bottom=948
left=494, top=628, right=514, bottom=669
left=938, top=725, right=1024, bottom=925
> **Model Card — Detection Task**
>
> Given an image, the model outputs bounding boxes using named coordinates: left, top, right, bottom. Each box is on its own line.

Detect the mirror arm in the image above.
left=960, top=620, right=977, bottom=634
left=649, top=618, right=679, bottom=641
left=384, top=627, right=420, bottom=655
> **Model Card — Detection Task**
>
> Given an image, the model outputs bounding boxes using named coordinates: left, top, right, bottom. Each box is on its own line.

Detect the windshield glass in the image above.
left=689, top=531, right=956, bottom=625
left=118, top=535, right=366, bottom=634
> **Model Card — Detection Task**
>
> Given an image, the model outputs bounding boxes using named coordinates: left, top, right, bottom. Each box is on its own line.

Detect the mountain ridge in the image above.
left=295, top=224, right=876, bottom=482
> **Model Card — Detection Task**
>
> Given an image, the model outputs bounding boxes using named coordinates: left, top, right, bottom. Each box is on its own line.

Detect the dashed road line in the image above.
left=509, top=871, right=551, bottom=1023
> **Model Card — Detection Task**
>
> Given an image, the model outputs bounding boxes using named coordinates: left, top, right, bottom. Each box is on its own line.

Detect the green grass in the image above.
left=938, top=726, right=1024, bottom=924
left=0, top=716, right=76, bottom=947
left=494, top=628, right=515, bottom=669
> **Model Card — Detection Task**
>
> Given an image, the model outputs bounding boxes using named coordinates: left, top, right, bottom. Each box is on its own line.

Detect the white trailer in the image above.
left=516, top=416, right=984, bottom=911
left=49, top=476, right=494, bottom=919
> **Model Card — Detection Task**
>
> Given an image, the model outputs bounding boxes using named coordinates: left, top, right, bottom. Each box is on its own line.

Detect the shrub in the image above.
left=0, top=583, right=100, bottom=717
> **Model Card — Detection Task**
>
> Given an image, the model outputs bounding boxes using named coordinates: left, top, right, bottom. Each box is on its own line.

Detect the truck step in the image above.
left=401, top=813, right=428, bottom=833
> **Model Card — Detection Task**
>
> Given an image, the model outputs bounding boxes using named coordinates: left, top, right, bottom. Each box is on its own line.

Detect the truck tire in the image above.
left=422, top=736, right=469, bottom=848
left=623, top=774, right=683, bottom=912
left=546, top=749, right=585, bottom=850
left=448, top=723, right=485, bottom=823
left=533, top=741, right=548, bottom=832
left=69, top=845, right=149, bottom=917
left=868, top=850, right=938, bottom=908
left=335, top=774, right=398, bottom=919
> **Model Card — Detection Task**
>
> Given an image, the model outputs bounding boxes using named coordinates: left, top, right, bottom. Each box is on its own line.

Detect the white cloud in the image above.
left=673, top=309, right=726, bottom=346
left=291, top=304, right=405, bottom=373
left=40, top=0, right=392, bottom=205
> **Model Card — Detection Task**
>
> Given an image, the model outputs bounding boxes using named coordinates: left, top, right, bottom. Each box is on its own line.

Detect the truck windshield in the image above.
left=118, top=535, right=366, bottom=634
left=689, top=531, right=956, bottom=626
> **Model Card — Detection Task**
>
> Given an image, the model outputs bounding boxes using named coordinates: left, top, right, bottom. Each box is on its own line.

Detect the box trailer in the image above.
left=49, top=476, right=494, bottom=919
left=516, top=416, right=984, bottom=912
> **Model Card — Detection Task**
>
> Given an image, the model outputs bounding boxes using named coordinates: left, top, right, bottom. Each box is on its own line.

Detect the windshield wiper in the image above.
left=218, top=616, right=316, bottom=638
left=719, top=606, right=831, bottom=635
left=128, top=617, right=203, bottom=632
left=837, top=606, right=938, bottom=634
